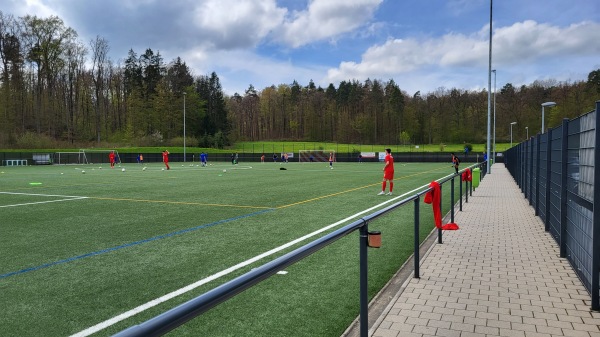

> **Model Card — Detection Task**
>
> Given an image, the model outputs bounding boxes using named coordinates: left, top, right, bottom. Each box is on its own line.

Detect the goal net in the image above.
left=79, top=149, right=122, bottom=165
left=298, top=150, right=335, bottom=163
left=53, top=150, right=121, bottom=165
left=54, top=151, right=89, bottom=165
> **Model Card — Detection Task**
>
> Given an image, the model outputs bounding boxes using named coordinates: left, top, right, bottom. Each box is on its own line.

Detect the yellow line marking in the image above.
left=277, top=164, right=449, bottom=209
left=90, top=197, right=272, bottom=209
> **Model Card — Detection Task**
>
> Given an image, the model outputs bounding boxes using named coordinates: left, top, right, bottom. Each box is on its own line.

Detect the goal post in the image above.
left=298, top=150, right=335, bottom=163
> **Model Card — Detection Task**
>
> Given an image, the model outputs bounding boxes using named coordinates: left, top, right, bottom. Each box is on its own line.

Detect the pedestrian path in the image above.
left=369, top=164, right=600, bottom=337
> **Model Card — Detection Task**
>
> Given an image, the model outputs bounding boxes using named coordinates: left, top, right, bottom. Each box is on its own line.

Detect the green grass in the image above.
left=0, top=161, right=470, bottom=336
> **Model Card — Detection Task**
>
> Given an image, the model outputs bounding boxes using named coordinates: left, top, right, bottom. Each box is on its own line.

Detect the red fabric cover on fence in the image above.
left=423, top=181, right=460, bottom=230
left=462, top=168, right=472, bottom=182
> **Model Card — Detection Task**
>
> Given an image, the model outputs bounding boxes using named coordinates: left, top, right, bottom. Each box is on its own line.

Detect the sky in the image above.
left=3, top=0, right=600, bottom=96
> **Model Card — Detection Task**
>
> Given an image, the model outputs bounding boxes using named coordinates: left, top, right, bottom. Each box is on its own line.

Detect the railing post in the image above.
left=450, top=177, right=455, bottom=223
left=459, top=174, right=463, bottom=211
left=592, top=100, right=600, bottom=311
left=359, top=223, right=369, bottom=337
left=414, top=196, right=420, bottom=278
left=465, top=179, right=469, bottom=203
left=469, top=176, right=473, bottom=197
left=438, top=184, right=443, bottom=244
left=545, top=128, right=552, bottom=232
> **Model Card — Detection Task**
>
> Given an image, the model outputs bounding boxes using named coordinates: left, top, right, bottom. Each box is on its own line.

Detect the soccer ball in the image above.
left=162, top=168, right=165, bottom=171
left=223, top=169, right=227, bottom=173
left=82, top=170, right=86, bottom=174
left=122, top=168, right=125, bottom=172
left=143, top=167, right=146, bottom=171
left=99, top=167, right=102, bottom=169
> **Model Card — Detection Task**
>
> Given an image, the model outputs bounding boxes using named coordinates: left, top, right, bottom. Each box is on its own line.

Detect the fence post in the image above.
left=544, top=128, right=552, bottom=232
left=524, top=142, right=528, bottom=199
left=359, top=224, right=369, bottom=337
left=529, top=139, right=534, bottom=205
left=592, top=101, right=600, bottom=311
left=558, top=118, right=569, bottom=258
left=535, top=133, right=541, bottom=216
left=414, top=196, right=420, bottom=278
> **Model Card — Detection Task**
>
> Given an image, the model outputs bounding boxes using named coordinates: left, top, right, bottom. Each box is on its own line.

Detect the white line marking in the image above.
left=71, top=185, right=425, bottom=337
left=0, top=197, right=88, bottom=208
left=0, top=191, right=87, bottom=198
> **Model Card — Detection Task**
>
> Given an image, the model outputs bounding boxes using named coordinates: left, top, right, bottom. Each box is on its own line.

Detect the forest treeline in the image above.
left=1, top=12, right=599, bottom=149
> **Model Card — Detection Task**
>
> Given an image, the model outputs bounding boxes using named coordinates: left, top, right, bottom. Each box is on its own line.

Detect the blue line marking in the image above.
left=0, top=208, right=275, bottom=280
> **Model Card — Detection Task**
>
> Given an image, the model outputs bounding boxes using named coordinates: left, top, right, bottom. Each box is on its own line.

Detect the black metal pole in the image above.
left=592, top=100, right=600, bottom=310
left=529, top=137, right=534, bottom=205
left=359, top=225, right=369, bottom=337
left=459, top=175, right=463, bottom=211
left=535, top=133, right=541, bottom=216
left=414, top=197, right=420, bottom=278
left=438, top=184, right=443, bottom=244
left=451, top=177, right=455, bottom=223
left=559, top=118, right=569, bottom=258
left=545, top=128, right=552, bottom=232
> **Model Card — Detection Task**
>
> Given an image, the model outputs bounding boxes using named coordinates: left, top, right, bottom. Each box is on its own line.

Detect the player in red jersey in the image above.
left=378, top=148, right=394, bottom=195
left=162, top=150, right=170, bottom=170
left=109, top=151, right=116, bottom=168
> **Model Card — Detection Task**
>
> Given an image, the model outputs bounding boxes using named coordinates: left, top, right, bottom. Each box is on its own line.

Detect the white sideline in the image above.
left=70, top=186, right=424, bottom=337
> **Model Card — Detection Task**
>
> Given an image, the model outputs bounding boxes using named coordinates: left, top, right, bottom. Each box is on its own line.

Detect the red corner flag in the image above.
left=423, top=181, right=459, bottom=230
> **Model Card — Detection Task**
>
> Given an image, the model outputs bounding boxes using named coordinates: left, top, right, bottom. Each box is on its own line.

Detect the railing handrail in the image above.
left=113, top=163, right=482, bottom=337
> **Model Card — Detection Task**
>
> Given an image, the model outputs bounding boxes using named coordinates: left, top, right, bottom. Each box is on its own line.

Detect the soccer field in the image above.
left=0, top=161, right=462, bottom=336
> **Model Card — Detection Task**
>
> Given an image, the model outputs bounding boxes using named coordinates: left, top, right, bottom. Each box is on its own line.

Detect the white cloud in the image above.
left=190, top=0, right=286, bottom=50
left=276, top=0, right=383, bottom=48
left=325, top=20, right=600, bottom=85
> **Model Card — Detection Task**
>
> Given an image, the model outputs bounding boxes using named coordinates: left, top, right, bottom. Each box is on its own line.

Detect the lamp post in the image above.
left=510, top=122, right=517, bottom=147
left=485, top=0, right=493, bottom=174
left=541, top=101, right=556, bottom=134
left=525, top=126, right=528, bottom=139
left=492, top=69, right=496, bottom=165
left=183, top=92, right=186, bottom=162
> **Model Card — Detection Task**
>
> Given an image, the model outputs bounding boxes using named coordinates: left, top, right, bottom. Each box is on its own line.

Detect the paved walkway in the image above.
left=370, top=164, right=600, bottom=337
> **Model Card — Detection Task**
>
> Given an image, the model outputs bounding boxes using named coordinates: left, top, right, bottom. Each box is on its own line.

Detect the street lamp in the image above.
left=183, top=92, right=186, bottom=162
left=510, top=122, right=517, bottom=147
left=541, top=101, right=556, bottom=134
left=525, top=126, right=528, bottom=139
left=492, top=69, right=496, bottom=164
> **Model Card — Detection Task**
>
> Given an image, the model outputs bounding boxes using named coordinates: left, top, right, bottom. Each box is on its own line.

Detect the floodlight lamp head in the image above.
left=511, top=122, right=517, bottom=125
left=541, top=102, right=556, bottom=107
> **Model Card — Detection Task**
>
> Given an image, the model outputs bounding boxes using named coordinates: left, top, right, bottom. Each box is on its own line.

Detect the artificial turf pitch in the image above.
left=0, top=161, right=463, bottom=336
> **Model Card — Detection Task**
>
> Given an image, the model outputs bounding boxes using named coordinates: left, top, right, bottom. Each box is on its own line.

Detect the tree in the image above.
left=90, top=35, right=109, bottom=143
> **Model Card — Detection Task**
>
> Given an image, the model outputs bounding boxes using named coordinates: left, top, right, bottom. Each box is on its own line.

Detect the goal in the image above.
left=79, top=149, right=122, bottom=165
left=53, top=149, right=121, bottom=165
left=54, top=151, right=89, bottom=165
left=298, top=150, right=335, bottom=163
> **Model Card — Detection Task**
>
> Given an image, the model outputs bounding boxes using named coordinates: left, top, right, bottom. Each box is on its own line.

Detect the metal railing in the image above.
left=505, top=100, right=600, bottom=311
left=113, top=163, right=485, bottom=337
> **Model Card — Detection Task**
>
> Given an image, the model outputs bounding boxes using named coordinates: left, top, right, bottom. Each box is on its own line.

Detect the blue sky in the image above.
left=4, top=0, right=600, bottom=96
